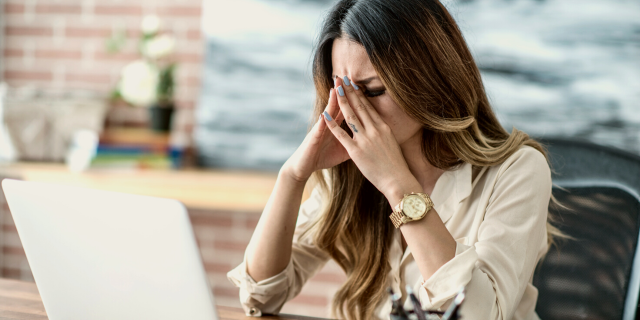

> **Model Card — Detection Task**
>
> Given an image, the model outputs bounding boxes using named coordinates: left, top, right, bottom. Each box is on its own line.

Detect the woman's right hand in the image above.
left=282, top=88, right=350, bottom=182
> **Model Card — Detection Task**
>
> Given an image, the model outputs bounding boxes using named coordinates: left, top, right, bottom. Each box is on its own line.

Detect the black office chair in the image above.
left=533, top=138, right=640, bottom=320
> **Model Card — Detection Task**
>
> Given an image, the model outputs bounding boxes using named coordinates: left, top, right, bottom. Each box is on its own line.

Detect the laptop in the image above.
left=2, top=179, right=219, bottom=320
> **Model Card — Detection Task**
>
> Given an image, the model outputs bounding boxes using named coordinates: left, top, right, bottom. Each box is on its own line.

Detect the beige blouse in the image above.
left=228, top=146, right=551, bottom=320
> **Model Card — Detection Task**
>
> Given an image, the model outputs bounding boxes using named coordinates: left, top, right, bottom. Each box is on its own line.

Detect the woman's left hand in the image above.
left=323, top=76, right=421, bottom=202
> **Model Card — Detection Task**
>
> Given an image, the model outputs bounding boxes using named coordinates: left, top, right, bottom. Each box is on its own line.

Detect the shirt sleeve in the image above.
left=415, top=147, right=551, bottom=320
left=227, top=185, right=331, bottom=316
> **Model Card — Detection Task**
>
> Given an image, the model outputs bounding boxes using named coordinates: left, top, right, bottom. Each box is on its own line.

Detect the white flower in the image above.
left=118, top=60, right=159, bottom=107
left=141, top=15, right=161, bottom=35
left=142, top=34, right=176, bottom=59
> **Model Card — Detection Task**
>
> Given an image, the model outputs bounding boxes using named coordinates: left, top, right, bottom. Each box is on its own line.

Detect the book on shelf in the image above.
left=92, top=128, right=172, bottom=170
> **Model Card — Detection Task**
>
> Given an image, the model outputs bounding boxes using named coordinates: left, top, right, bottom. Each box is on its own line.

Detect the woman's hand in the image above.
left=323, top=76, right=421, bottom=202
left=282, top=88, right=350, bottom=183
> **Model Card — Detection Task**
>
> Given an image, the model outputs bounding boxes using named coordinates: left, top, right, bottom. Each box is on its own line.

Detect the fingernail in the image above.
left=333, top=76, right=337, bottom=86
left=323, top=111, right=333, bottom=121
left=343, top=76, right=351, bottom=86
left=353, top=83, right=359, bottom=90
left=337, top=86, right=345, bottom=97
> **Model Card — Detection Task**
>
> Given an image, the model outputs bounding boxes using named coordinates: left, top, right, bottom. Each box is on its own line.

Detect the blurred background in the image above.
left=0, top=0, right=638, bottom=317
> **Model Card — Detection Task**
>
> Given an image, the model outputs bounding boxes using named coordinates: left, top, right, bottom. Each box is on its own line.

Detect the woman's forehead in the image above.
left=331, top=38, right=377, bottom=81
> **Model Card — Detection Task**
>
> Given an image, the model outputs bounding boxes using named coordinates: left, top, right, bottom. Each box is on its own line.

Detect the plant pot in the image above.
left=149, top=104, right=175, bottom=132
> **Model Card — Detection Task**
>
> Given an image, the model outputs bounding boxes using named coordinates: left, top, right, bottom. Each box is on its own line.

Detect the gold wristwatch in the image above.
left=389, top=192, right=434, bottom=228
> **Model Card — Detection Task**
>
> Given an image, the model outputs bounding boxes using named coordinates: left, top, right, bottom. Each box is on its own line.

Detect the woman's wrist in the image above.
left=384, top=174, right=424, bottom=208
left=279, top=164, right=310, bottom=185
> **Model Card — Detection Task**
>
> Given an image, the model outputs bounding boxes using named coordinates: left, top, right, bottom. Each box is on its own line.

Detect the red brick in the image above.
left=55, top=81, right=111, bottom=92
left=186, top=29, right=201, bottom=40
left=94, top=51, right=139, bottom=62
left=190, top=215, right=233, bottom=227
left=1, top=268, right=23, bottom=279
left=176, top=52, right=203, bottom=64
left=290, top=294, right=329, bottom=306
left=4, top=3, right=24, bottom=14
left=175, top=77, right=201, bottom=88
left=213, top=241, right=248, bottom=251
left=182, top=123, right=195, bottom=134
left=245, top=217, right=259, bottom=230
left=213, top=286, right=239, bottom=298
left=66, top=73, right=113, bottom=84
left=4, top=70, right=53, bottom=81
left=94, top=5, right=143, bottom=16
left=157, top=6, right=201, bottom=17
left=36, top=4, right=82, bottom=14
left=35, top=49, right=82, bottom=60
left=175, top=100, right=196, bottom=110
left=177, top=84, right=202, bottom=93
left=5, top=26, right=53, bottom=37
left=3, top=48, right=22, bottom=57
left=204, top=262, right=233, bottom=274
left=311, top=272, right=347, bottom=284
left=65, top=27, right=111, bottom=38
left=2, top=246, right=25, bottom=256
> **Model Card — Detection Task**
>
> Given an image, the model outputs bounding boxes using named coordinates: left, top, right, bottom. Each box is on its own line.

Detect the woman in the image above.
left=228, top=0, right=556, bottom=319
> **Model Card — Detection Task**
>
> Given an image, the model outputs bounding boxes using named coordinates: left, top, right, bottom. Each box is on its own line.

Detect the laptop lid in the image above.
left=2, top=179, right=218, bottom=320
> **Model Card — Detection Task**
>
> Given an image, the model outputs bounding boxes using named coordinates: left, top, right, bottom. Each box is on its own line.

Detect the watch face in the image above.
left=402, top=195, right=427, bottom=219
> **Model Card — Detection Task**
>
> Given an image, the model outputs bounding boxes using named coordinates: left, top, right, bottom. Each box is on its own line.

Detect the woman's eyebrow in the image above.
left=331, top=75, right=380, bottom=84
left=354, top=76, right=379, bottom=84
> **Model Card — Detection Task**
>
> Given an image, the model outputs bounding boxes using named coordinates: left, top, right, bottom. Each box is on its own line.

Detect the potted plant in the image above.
left=108, top=15, right=177, bottom=132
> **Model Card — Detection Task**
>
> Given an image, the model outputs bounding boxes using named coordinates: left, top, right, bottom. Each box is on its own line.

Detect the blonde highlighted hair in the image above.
left=305, top=1, right=561, bottom=319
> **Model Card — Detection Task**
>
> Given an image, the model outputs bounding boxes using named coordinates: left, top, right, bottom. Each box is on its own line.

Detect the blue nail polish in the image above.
left=323, top=111, right=333, bottom=121
left=353, top=83, right=359, bottom=90
left=338, top=86, right=345, bottom=97
left=343, top=76, right=350, bottom=86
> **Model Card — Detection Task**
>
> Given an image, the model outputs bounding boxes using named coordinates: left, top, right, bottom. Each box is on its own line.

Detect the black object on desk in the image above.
left=388, top=286, right=465, bottom=320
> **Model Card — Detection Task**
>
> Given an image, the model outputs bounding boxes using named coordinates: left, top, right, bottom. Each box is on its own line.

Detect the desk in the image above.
left=0, top=278, right=326, bottom=320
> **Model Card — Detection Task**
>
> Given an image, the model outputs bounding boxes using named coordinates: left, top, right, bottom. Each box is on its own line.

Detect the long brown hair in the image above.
left=306, top=1, right=557, bottom=319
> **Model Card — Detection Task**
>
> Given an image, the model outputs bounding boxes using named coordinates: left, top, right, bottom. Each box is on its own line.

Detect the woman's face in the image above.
left=331, top=37, right=423, bottom=147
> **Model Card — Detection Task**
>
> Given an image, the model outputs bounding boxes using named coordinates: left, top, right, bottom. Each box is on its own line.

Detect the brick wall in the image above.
left=0, top=187, right=346, bottom=317
left=0, top=2, right=347, bottom=317
left=1, top=0, right=203, bottom=131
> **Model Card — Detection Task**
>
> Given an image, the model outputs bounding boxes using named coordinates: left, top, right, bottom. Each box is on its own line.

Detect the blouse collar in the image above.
left=430, top=162, right=473, bottom=224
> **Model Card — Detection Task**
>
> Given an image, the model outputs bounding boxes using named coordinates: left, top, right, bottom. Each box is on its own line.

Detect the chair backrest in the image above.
left=533, top=138, right=640, bottom=320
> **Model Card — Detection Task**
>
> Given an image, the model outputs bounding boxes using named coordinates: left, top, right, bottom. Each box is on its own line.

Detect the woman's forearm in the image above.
left=387, top=179, right=456, bottom=281
left=400, top=208, right=456, bottom=280
left=245, top=168, right=308, bottom=282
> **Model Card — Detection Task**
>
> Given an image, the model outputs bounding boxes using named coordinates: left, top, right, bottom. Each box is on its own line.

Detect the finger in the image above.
left=315, top=114, right=326, bottom=136
left=326, top=87, right=344, bottom=125
left=350, top=79, right=385, bottom=125
left=320, top=89, right=348, bottom=138
left=324, top=88, right=340, bottom=122
left=334, top=109, right=344, bottom=125
left=334, top=81, right=364, bottom=135
left=322, top=110, right=356, bottom=150
left=309, top=89, right=336, bottom=142
left=340, top=76, right=373, bottom=126
left=306, top=114, right=325, bottom=145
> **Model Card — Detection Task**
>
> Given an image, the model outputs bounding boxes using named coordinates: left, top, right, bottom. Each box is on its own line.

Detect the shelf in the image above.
left=0, top=163, right=279, bottom=212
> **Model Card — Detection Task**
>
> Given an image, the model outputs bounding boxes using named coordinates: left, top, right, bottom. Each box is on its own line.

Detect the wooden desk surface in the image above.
left=0, top=278, right=326, bottom=320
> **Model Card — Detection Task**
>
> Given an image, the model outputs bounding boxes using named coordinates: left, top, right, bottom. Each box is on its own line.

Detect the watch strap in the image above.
left=389, top=193, right=433, bottom=229
left=389, top=206, right=405, bottom=228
